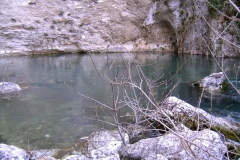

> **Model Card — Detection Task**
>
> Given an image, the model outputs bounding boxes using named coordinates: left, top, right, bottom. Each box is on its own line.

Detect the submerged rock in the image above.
left=0, top=143, right=30, bottom=160
left=193, top=72, right=226, bottom=94
left=120, top=124, right=227, bottom=160
left=0, top=82, right=21, bottom=93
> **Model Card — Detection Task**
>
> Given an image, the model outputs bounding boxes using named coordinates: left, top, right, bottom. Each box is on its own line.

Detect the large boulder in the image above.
left=160, top=96, right=240, bottom=142
left=72, top=130, right=129, bottom=160
left=194, top=72, right=226, bottom=94
left=120, top=124, right=227, bottom=160
left=0, top=82, right=21, bottom=93
left=0, top=143, right=30, bottom=160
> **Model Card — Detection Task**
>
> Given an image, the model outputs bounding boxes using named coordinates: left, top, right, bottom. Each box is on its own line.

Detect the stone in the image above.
left=73, top=130, right=129, bottom=160
left=195, top=72, right=226, bottom=94
left=120, top=124, right=227, bottom=160
left=0, top=82, right=21, bottom=93
left=0, top=0, right=239, bottom=56
left=38, top=156, right=57, bottom=160
left=0, top=143, right=30, bottom=160
left=64, top=155, right=90, bottom=160
left=161, top=96, right=240, bottom=142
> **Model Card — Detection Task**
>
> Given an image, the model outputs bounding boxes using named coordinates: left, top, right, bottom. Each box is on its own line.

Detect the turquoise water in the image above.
left=0, top=52, right=240, bottom=149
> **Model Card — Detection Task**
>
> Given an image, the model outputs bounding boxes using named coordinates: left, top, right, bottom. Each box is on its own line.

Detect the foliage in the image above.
left=207, top=0, right=225, bottom=11
left=28, top=2, right=36, bottom=5
left=43, top=33, right=49, bottom=36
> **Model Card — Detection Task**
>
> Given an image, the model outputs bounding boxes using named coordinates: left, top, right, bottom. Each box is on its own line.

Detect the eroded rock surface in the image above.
left=72, top=130, right=129, bottom=160
left=195, top=72, right=226, bottom=94
left=161, top=96, right=240, bottom=141
left=120, top=124, right=227, bottom=160
left=0, top=82, right=21, bottom=93
left=0, top=143, right=30, bottom=160
left=1, top=0, right=239, bottom=56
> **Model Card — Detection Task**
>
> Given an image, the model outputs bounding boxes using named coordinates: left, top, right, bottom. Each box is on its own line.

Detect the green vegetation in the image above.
left=43, top=33, right=49, bottom=36
left=79, top=23, right=84, bottom=27
left=11, top=18, right=16, bottom=22
left=58, top=11, right=64, bottom=16
left=28, top=2, right=36, bottom=5
left=207, top=0, right=225, bottom=11
left=52, top=20, right=57, bottom=24
left=180, top=10, right=184, bottom=16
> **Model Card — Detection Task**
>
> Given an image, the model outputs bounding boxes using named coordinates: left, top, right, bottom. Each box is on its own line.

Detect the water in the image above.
left=0, top=52, right=240, bottom=149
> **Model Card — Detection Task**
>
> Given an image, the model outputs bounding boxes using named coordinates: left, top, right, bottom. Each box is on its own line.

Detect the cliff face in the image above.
left=0, top=0, right=155, bottom=54
left=0, top=0, right=239, bottom=56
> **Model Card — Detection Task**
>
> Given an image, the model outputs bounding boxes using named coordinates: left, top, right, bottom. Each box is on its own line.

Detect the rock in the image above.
left=64, top=155, right=90, bottom=160
left=193, top=72, right=226, bottom=94
left=0, top=0, right=238, bottom=56
left=161, top=96, right=240, bottom=142
left=0, top=143, right=30, bottom=160
left=38, top=156, right=57, bottom=160
left=0, top=82, right=21, bottom=93
left=120, top=124, right=227, bottom=160
left=73, top=130, right=129, bottom=160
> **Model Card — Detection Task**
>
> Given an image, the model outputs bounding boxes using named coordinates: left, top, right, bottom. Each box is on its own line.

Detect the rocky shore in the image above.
left=1, top=96, right=240, bottom=159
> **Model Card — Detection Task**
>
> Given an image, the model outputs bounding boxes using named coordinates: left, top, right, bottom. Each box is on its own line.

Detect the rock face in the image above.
left=0, top=82, right=21, bottom=93
left=0, top=143, right=30, bottom=160
left=120, top=125, right=227, bottom=160
left=0, top=0, right=238, bottom=56
left=194, top=72, right=226, bottom=94
left=0, top=0, right=162, bottom=54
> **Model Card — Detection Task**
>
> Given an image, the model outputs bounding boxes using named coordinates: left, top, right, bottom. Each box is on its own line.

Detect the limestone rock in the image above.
left=197, top=72, right=226, bottom=93
left=120, top=125, right=227, bottom=160
left=0, top=82, right=21, bottom=93
left=0, top=143, right=30, bottom=160
left=64, top=155, right=90, bottom=160
left=0, top=0, right=238, bottom=56
left=162, top=96, right=240, bottom=141
left=38, top=156, right=57, bottom=160
left=73, top=130, right=129, bottom=160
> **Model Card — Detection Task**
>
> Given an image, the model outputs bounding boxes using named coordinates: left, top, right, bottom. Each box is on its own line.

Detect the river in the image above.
left=0, top=52, right=240, bottom=149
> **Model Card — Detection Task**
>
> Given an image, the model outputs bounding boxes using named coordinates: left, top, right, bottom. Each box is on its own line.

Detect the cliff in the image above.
left=0, top=0, right=239, bottom=56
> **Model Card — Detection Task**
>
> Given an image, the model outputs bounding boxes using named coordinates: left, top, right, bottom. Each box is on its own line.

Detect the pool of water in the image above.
left=0, top=52, right=240, bottom=149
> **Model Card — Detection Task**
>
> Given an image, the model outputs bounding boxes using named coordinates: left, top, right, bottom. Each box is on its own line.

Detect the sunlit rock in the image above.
left=0, top=82, right=21, bottom=93
left=64, top=155, right=90, bottom=160
left=38, top=156, right=57, bottom=160
left=0, top=144, right=30, bottom=160
left=73, top=130, right=129, bottom=160
left=194, top=72, right=226, bottom=94
left=120, top=124, right=227, bottom=160
left=162, top=96, right=240, bottom=142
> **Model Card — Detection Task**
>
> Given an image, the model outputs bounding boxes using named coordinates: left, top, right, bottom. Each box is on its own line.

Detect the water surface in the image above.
left=0, top=52, right=240, bottom=149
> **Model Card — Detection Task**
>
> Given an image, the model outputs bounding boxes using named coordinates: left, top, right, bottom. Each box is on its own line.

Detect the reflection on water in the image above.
left=0, top=52, right=240, bottom=149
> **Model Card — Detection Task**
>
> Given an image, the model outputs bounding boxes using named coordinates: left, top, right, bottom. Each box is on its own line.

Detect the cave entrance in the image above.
left=146, top=20, right=177, bottom=52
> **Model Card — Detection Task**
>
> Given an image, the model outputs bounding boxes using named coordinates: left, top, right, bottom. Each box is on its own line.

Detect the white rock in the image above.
left=0, top=143, right=30, bottom=160
left=73, top=130, right=129, bottom=160
left=163, top=96, right=240, bottom=132
left=64, top=155, right=90, bottom=160
left=0, top=82, right=21, bottom=93
left=198, top=72, right=225, bottom=93
left=120, top=125, right=227, bottom=160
